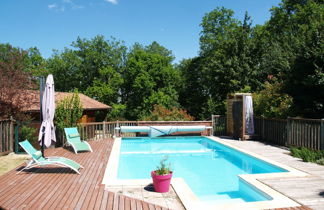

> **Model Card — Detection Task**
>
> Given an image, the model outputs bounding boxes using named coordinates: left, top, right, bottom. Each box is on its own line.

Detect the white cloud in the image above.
left=105, top=0, right=118, bottom=5
left=48, top=3, right=65, bottom=12
left=48, top=4, right=57, bottom=9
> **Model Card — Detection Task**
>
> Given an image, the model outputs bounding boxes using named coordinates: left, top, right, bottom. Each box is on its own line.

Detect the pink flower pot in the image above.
left=151, top=171, right=173, bottom=193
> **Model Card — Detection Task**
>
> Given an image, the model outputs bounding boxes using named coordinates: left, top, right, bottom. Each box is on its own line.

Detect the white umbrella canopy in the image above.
left=38, top=74, right=56, bottom=148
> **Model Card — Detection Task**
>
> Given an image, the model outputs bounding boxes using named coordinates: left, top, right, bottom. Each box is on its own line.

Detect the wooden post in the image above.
left=103, top=121, right=106, bottom=139
left=14, top=123, right=19, bottom=153
left=9, top=119, right=14, bottom=152
left=320, top=119, right=324, bottom=150
left=211, top=115, right=215, bottom=136
left=287, top=117, right=291, bottom=146
left=0, top=121, right=3, bottom=153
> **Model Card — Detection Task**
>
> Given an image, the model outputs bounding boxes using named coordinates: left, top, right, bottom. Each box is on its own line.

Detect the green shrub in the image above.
left=55, top=90, right=83, bottom=130
left=253, top=78, right=293, bottom=119
left=55, top=89, right=83, bottom=145
left=19, top=125, right=37, bottom=144
left=290, top=146, right=324, bottom=163
left=141, top=105, right=194, bottom=121
left=316, top=158, right=324, bottom=165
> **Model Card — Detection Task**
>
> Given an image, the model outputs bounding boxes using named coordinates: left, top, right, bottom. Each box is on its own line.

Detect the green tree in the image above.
left=123, top=42, right=181, bottom=119
left=180, top=8, right=260, bottom=119
left=0, top=44, right=36, bottom=120
left=106, top=103, right=127, bottom=121
left=47, top=49, right=82, bottom=92
left=262, top=0, right=324, bottom=117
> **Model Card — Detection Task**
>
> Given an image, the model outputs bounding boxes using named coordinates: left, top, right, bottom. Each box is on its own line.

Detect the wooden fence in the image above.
left=0, top=119, right=15, bottom=155
left=212, top=115, right=227, bottom=136
left=254, top=117, right=324, bottom=150
left=57, top=120, right=213, bottom=145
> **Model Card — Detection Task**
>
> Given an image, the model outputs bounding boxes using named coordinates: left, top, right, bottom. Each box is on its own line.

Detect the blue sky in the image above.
left=0, top=0, right=281, bottom=63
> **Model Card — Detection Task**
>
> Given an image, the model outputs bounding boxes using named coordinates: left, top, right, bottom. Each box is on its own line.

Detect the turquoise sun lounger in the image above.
left=64, top=127, right=93, bottom=154
left=18, top=140, right=83, bottom=174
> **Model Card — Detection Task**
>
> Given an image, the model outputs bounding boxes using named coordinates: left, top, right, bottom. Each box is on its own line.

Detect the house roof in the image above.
left=20, top=90, right=111, bottom=112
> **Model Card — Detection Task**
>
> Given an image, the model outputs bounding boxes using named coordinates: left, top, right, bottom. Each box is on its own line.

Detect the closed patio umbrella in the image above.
left=38, top=74, right=56, bottom=157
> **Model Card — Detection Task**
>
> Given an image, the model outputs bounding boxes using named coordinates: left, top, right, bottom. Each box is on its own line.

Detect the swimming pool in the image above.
left=117, top=136, right=287, bottom=204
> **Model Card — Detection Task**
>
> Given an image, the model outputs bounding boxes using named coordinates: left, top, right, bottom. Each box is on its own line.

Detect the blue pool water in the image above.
left=117, top=137, right=287, bottom=204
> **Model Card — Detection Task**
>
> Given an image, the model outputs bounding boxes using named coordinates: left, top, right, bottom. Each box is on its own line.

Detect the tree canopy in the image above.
left=1, top=0, right=323, bottom=120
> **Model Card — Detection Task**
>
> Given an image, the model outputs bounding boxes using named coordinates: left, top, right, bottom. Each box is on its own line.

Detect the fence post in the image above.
left=103, top=121, right=106, bottom=139
left=14, top=123, right=19, bottom=153
left=320, top=119, right=324, bottom=150
left=287, top=117, right=292, bottom=147
left=9, top=119, right=14, bottom=152
left=262, top=117, right=265, bottom=140
left=211, top=115, right=215, bottom=136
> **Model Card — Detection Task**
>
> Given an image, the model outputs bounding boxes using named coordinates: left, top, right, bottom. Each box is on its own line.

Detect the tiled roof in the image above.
left=20, top=90, right=111, bottom=112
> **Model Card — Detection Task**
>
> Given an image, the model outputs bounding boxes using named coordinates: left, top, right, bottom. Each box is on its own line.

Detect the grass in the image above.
left=0, top=153, right=29, bottom=176
left=290, top=146, right=324, bottom=165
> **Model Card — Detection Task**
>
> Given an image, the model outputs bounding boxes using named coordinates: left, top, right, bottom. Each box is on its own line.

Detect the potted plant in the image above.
left=151, top=157, right=173, bottom=193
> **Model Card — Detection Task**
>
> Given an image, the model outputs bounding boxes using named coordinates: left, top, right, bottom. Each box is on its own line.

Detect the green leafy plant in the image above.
left=253, top=78, right=294, bottom=118
left=55, top=89, right=83, bottom=130
left=316, top=158, right=324, bottom=166
left=55, top=89, right=83, bottom=145
left=155, top=156, right=172, bottom=175
left=290, top=146, right=324, bottom=164
left=19, top=125, right=37, bottom=144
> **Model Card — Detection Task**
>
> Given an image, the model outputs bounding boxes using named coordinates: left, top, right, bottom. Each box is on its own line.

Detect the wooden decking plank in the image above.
left=44, top=151, right=93, bottom=209
left=92, top=185, right=106, bottom=210
left=81, top=141, right=112, bottom=209
left=0, top=139, right=181, bottom=210
left=99, top=189, right=110, bottom=210
left=72, top=144, right=107, bottom=209
left=88, top=146, right=113, bottom=209
left=130, top=196, right=136, bottom=210
left=148, top=203, right=155, bottom=210
left=135, top=199, right=143, bottom=210
left=119, top=194, right=125, bottom=210
left=49, top=142, right=105, bottom=209
left=141, top=201, right=150, bottom=210
left=27, top=147, right=84, bottom=209
left=35, top=157, right=87, bottom=209
left=107, top=191, right=115, bottom=210
left=3, top=167, right=64, bottom=209
left=112, top=193, right=119, bottom=210
left=25, top=168, right=70, bottom=209
left=124, top=196, right=131, bottom=210
left=22, top=148, right=80, bottom=209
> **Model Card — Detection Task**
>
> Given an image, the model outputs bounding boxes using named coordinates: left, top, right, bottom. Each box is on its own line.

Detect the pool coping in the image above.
left=102, top=136, right=309, bottom=210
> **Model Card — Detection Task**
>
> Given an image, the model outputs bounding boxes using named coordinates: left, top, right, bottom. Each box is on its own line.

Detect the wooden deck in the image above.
left=0, top=138, right=313, bottom=210
left=0, top=139, right=169, bottom=210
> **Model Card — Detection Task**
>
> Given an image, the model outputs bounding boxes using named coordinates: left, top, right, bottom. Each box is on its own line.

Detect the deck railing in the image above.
left=66, top=120, right=213, bottom=145
left=0, top=119, right=15, bottom=155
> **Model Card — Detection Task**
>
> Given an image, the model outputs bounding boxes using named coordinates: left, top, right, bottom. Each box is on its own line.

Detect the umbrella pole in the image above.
left=40, top=76, right=45, bottom=158
left=41, top=133, right=45, bottom=158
